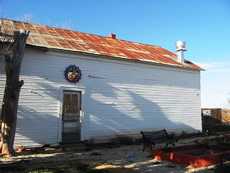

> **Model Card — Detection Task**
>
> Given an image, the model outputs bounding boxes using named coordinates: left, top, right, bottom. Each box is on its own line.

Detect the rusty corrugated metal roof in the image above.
left=0, top=19, right=201, bottom=70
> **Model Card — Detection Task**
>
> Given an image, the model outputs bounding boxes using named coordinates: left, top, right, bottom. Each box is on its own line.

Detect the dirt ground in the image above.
left=0, top=144, right=217, bottom=173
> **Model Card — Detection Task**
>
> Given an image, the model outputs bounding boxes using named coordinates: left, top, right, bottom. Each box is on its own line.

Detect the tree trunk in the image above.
left=0, top=30, right=29, bottom=157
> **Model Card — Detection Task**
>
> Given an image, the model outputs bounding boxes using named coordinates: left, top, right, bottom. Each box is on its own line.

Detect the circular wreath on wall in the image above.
left=64, top=65, right=81, bottom=83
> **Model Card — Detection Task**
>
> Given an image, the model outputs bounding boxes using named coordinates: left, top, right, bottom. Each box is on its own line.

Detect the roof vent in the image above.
left=176, top=40, right=186, bottom=63
left=110, top=33, right=116, bottom=39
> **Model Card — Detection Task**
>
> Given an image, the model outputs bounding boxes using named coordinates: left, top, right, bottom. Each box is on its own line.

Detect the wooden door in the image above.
left=62, top=90, right=81, bottom=143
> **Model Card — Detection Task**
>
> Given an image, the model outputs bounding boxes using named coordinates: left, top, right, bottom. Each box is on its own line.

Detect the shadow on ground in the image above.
left=0, top=144, right=213, bottom=173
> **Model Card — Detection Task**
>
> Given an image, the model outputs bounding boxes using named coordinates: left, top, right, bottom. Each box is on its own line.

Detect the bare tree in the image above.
left=0, top=23, right=29, bottom=157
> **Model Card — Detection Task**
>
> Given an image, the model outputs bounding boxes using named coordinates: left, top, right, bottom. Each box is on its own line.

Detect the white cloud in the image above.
left=197, top=63, right=215, bottom=70
left=200, top=60, right=230, bottom=108
left=51, top=19, right=74, bottom=30
left=198, top=61, right=230, bottom=72
left=17, top=13, right=33, bottom=22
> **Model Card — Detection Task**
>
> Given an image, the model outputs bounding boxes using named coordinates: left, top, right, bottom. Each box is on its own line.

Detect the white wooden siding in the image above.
left=0, top=49, right=201, bottom=146
left=0, top=58, right=5, bottom=117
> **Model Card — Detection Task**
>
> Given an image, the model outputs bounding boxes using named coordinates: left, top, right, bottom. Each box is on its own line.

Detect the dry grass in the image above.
left=0, top=144, right=217, bottom=173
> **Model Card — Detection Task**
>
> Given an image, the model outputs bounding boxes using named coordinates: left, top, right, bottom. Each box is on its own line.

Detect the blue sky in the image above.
left=1, top=0, right=230, bottom=107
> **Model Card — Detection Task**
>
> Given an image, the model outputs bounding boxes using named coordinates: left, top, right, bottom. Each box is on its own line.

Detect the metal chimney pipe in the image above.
left=176, top=40, right=186, bottom=63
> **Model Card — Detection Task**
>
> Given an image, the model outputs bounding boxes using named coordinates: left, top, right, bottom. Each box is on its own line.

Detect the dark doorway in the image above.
left=62, top=90, right=81, bottom=143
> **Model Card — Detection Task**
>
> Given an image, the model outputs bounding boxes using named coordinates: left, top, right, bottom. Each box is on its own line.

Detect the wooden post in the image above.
left=0, top=30, right=29, bottom=156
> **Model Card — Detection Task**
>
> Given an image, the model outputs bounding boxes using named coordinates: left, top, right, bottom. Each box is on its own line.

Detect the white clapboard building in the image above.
left=0, top=19, right=202, bottom=147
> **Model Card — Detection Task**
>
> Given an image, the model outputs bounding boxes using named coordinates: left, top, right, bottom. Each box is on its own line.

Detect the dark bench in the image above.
left=140, top=129, right=177, bottom=151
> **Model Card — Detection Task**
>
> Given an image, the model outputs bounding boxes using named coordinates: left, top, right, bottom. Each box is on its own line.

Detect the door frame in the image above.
left=58, top=86, right=85, bottom=143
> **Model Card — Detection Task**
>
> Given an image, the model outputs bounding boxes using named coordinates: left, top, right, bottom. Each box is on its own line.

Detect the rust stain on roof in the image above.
left=1, top=19, right=201, bottom=70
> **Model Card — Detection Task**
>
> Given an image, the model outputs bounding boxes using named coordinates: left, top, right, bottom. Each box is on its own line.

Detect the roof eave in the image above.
left=26, top=44, right=201, bottom=72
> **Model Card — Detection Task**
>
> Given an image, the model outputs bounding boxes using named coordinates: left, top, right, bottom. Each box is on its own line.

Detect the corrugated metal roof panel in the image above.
left=0, top=19, right=201, bottom=70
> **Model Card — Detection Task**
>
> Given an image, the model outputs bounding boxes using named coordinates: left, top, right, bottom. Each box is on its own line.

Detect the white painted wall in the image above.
left=0, top=48, right=201, bottom=147
left=0, top=57, right=5, bottom=118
